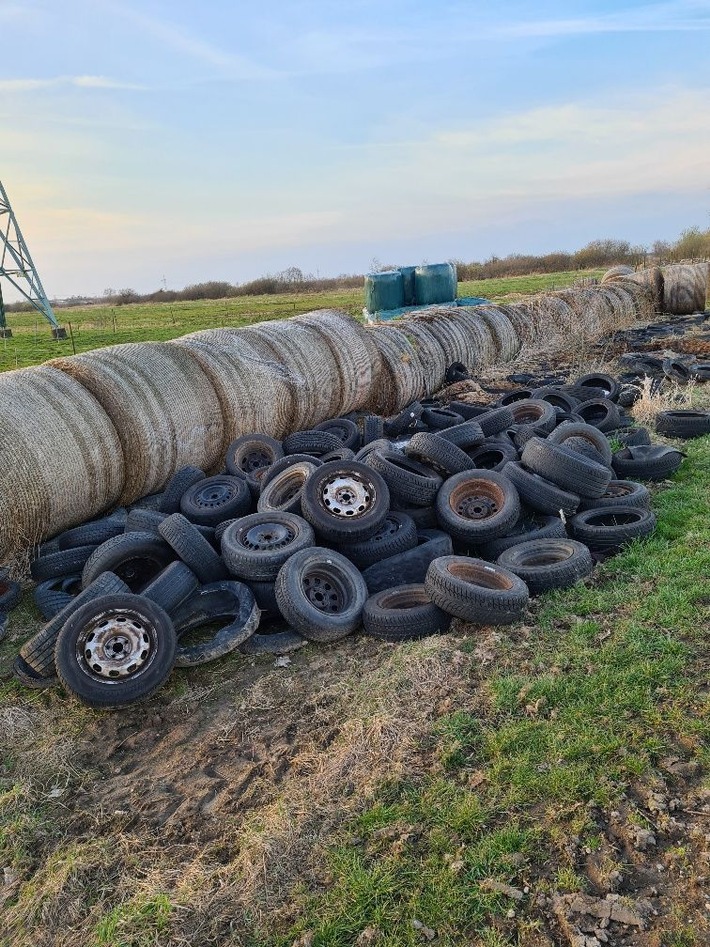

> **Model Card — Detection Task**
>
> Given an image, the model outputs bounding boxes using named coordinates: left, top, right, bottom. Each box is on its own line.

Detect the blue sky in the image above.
left=2, top=0, right=710, bottom=296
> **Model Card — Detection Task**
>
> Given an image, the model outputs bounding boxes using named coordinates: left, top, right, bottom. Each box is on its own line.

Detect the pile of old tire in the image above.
left=12, top=369, right=688, bottom=709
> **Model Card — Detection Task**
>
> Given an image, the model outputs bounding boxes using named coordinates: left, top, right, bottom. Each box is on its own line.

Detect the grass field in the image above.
left=0, top=269, right=603, bottom=372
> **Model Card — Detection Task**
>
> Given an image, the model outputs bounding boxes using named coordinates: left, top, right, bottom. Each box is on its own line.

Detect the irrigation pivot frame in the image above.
left=0, top=179, right=62, bottom=334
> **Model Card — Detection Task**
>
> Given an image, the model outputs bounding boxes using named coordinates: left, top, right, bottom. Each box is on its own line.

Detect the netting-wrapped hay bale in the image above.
left=615, top=267, right=663, bottom=315
left=51, top=343, right=224, bottom=503
left=469, top=305, right=521, bottom=362
left=604, top=280, right=655, bottom=324
left=366, top=323, right=428, bottom=414
left=601, top=265, right=634, bottom=283
left=409, top=308, right=474, bottom=368
left=0, top=365, right=125, bottom=563
left=237, top=318, right=343, bottom=428
left=452, top=308, right=498, bottom=367
left=170, top=330, right=297, bottom=442
left=662, top=263, right=709, bottom=315
left=292, top=310, right=383, bottom=415
left=506, top=296, right=576, bottom=351
left=396, top=320, right=448, bottom=391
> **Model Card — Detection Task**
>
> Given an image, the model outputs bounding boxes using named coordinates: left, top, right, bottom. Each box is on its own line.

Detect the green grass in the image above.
left=274, top=436, right=710, bottom=947
left=0, top=269, right=602, bottom=372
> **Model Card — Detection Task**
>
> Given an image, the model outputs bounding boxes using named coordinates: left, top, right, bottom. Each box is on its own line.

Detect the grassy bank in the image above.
left=0, top=269, right=602, bottom=372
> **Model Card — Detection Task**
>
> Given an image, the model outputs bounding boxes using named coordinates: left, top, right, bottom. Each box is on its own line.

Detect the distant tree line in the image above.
left=5, top=228, right=710, bottom=312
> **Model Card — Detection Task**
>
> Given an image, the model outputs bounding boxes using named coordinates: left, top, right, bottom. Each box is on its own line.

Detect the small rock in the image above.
left=634, top=828, right=656, bottom=851
left=274, top=656, right=291, bottom=668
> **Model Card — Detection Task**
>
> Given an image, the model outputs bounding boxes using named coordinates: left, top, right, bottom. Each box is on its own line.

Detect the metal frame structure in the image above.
left=0, top=179, right=59, bottom=330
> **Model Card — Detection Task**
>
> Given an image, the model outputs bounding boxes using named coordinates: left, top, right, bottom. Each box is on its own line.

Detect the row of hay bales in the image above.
left=601, top=262, right=709, bottom=316
left=0, top=264, right=706, bottom=564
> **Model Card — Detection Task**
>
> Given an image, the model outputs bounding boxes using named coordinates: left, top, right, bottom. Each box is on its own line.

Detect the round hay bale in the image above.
left=663, top=263, right=708, bottom=314
left=409, top=307, right=475, bottom=368
left=366, top=323, right=428, bottom=414
left=293, top=309, right=383, bottom=415
left=170, top=330, right=297, bottom=442
left=620, top=267, right=664, bottom=314
left=50, top=343, right=224, bottom=504
left=452, top=308, right=498, bottom=367
left=238, top=319, right=342, bottom=428
left=0, top=365, right=125, bottom=563
left=469, top=305, right=521, bottom=362
left=395, top=319, right=448, bottom=391
left=507, top=296, right=576, bottom=351
left=601, top=265, right=634, bottom=283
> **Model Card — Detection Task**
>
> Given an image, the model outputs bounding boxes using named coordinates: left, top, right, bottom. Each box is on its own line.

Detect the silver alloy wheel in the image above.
left=321, top=474, right=373, bottom=517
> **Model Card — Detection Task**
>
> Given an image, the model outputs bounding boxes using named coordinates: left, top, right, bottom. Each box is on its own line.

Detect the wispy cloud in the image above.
left=95, top=0, right=280, bottom=80
left=495, top=0, right=710, bottom=38
left=0, top=75, right=145, bottom=93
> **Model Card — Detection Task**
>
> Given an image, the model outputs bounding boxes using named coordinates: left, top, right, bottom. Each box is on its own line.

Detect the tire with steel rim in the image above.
left=275, top=546, right=368, bottom=642
left=579, top=480, right=650, bottom=511
left=301, top=461, right=390, bottom=543
left=180, top=475, right=251, bottom=527
left=436, top=470, right=521, bottom=543
left=221, top=511, right=315, bottom=581
left=337, top=512, right=418, bottom=570
left=225, top=434, right=284, bottom=476
left=54, top=593, right=177, bottom=708
left=425, top=556, right=529, bottom=624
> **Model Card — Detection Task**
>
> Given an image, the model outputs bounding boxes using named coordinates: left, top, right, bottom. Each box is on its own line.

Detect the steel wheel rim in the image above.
left=193, top=481, right=238, bottom=509
left=320, top=473, right=374, bottom=518
left=76, top=609, right=157, bottom=681
left=302, top=569, right=346, bottom=613
left=242, top=522, right=295, bottom=551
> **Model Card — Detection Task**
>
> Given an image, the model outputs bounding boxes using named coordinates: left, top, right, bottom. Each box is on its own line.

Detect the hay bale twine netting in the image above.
left=237, top=318, right=343, bottom=429
left=0, top=366, right=125, bottom=563
left=366, top=323, right=428, bottom=415
left=395, top=320, right=448, bottom=391
left=169, top=330, right=298, bottom=442
left=466, top=305, right=521, bottom=362
left=601, top=265, right=634, bottom=283
left=292, top=310, right=383, bottom=415
left=50, top=343, right=224, bottom=504
left=662, top=263, right=709, bottom=315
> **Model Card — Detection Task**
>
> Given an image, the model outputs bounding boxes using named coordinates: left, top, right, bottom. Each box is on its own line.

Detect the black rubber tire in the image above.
left=425, top=556, right=529, bottom=625
left=142, top=561, right=199, bottom=615
left=180, top=475, right=251, bottom=527
left=314, top=417, right=360, bottom=449
left=405, top=432, right=476, bottom=476
left=554, top=436, right=607, bottom=465
left=575, top=373, right=620, bottom=402
left=225, top=434, right=284, bottom=476
left=436, top=470, right=521, bottom=543
left=361, top=529, right=454, bottom=594
left=248, top=580, right=279, bottom=615
left=158, top=514, right=227, bottom=584
left=171, top=580, right=260, bottom=666
left=562, top=383, right=610, bottom=404
left=607, top=427, right=652, bottom=448
left=467, top=438, right=519, bottom=471
left=129, top=492, right=165, bottom=512
left=283, top=429, right=343, bottom=457
left=422, top=407, right=464, bottom=430
left=530, top=388, right=580, bottom=413
left=56, top=515, right=125, bottom=551
left=501, top=461, right=580, bottom=516
left=321, top=447, right=356, bottom=463
left=221, top=511, right=315, bottom=581
left=445, top=362, right=471, bottom=383
left=570, top=505, right=657, bottom=551
left=301, top=460, right=390, bottom=542
left=214, top=518, right=240, bottom=545
left=239, top=621, right=308, bottom=655
left=579, top=480, right=650, bottom=511
left=31, top=545, right=98, bottom=584
left=521, top=437, right=612, bottom=499
left=655, top=410, right=710, bottom=438
left=0, top=568, right=22, bottom=612
left=54, top=593, right=177, bottom=708
left=354, top=437, right=392, bottom=463
left=498, top=388, right=534, bottom=406
left=384, top=402, right=423, bottom=437
left=337, top=512, right=418, bottom=570
left=479, top=513, right=567, bottom=561
left=82, top=532, right=175, bottom=592
left=260, top=453, right=324, bottom=491
left=576, top=399, right=621, bottom=433
left=19, top=571, right=130, bottom=679
left=159, top=466, right=207, bottom=514
left=33, top=574, right=82, bottom=620
left=475, top=405, right=516, bottom=437
left=125, top=509, right=168, bottom=534
left=437, top=420, right=485, bottom=450
left=389, top=499, right=439, bottom=529
left=449, top=401, right=491, bottom=420
left=611, top=445, right=684, bottom=481
left=497, top=538, right=594, bottom=594
left=257, top=460, right=319, bottom=515
left=663, top=358, right=694, bottom=384
left=362, top=584, right=451, bottom=641
left=367, top=449, right=443, bottom=506
left=14, top=654, right=58, bottom=689
left=509, top=399, right=558, bottom=434
left=361, top=414, right=385, bottom=445
left=548, top=421, right=613, bottom=466
left=275, top=547, right=368, bottom=642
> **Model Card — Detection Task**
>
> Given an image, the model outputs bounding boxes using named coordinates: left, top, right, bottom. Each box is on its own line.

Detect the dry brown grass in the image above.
left=629, top=376, right=697, bottom=427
